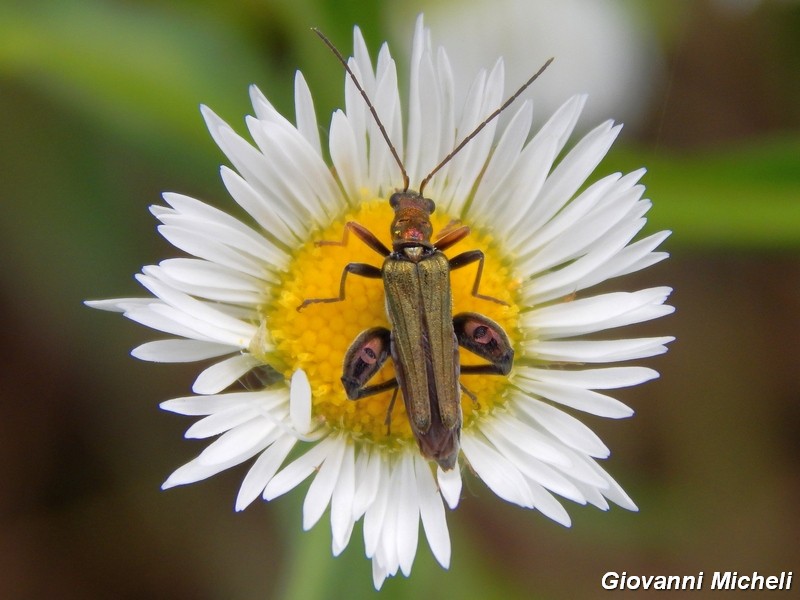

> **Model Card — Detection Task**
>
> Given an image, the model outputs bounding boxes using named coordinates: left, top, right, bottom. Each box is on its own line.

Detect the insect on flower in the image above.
left=299, top=30, right=553, bottom=470
left=87, top=16, right=674, bottom=588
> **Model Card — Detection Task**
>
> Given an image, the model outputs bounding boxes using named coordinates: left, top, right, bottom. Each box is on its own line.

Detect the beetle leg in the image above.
left=448, top=249, right=508, bottom=305
left=384, top=387, right=400, bottom=435
left=317, top=221, right=391, bottom=257
left=297, top=262, right=382, bottom=311
left=459, top=382, right=480, bottom=409
left=434, top=224, right=471, bottom=251
left=340, top=327, right=398, bottom=399
left=454, top=312, right=514, bottom=376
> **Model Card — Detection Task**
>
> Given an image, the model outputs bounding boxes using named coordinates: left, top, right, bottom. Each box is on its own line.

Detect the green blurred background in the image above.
left=1, top=0, right=798, bottom=598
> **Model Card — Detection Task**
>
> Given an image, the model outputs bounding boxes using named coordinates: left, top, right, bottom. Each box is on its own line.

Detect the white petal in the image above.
left=519, top=366, right=659, bottom=390
left=156, top=257, right=269, bottom=297
left=377, top=460, right=401, bottom=577
left=263, top=435, right=336, bottom=501
left=369, top=55, right=404, bottom=193
left=215, top=117, right=314, bottom=236
left=513, top=172, right=622, bottom=257
left=235, top=434, right=297, bottom=511
left=448, top=60, right=504, bottom=205
left=124, top=304, right=215, bottom=342
left=513, top=121, right=621, bottom=242
left=609, top=231, right=672, bottom=279
left=248, top=84, right=292, bottom=127
left=156, top=225, right=268, bottom=281
left=552, top=446, right=609, bottom=489
left=343, top=58, right=370, bottom=188
left=479, top=419, right=585, bottom=503
left=192, top=354, right=262, bottom=395
left=330, top=441, right=356, bottom=555
left=395, top=453, right=420, bottom=576
left=591, top=462, right=638, bottom=511
left=491, top=134, right=560, bottom=233
left=571, top=477, right=609, bottom=510
left=131, top=339, right=239, bottom=363
left=372, top=558, right=389, bottom=591
left=404, top=15, right=429, bottom=184
left=220, top=166, right=297, bottom=247
left=329, top=110, right=361, bottom=203
left=520, top=229, right=640, bottom=303
left=197, top=417, right=273, bottom=465
left=461, top=432, right=533, bottom=508
left=290, top=370, right=312, bottom=434
left=518, top=182, right=643, bottom=277
left=436, top=464, right=462, bottom=509
left=136, top=274, right=256, bottom=341
left=185, top=404, right=260, bottom=439
left=525, top=481, right=572, bottom=527
left=522, top=287, right=675, bottom=339
left=480, top=411, right=572, bottom=468
left=528, top=336, right=675, bottom=363
left=159, top=192, right=287, bottom=266
left=85, top=298, right=153, bottom=313
left=142, top=303, right=246, bottom=347
left=414, top=455, right=451, bottom=568
left=513, top=395, right=610, bottom=458
left=159, top=389, right=283, bottom=416
left=469, top=101, right=533, bottom=218
left=363, top=453, right=390, bottom=558
left=294, top=71, right=322, bottom=154
left=513, top=377, right=634, bottom=419
left=246, top=118, right=340, bottom=222
left=353, top=447, right=382, bottom=519
left=162, top=423, right=272, bottom=489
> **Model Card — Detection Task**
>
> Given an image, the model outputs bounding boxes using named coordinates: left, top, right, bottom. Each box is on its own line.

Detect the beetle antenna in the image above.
left=312, top=28, right=410, bottom=192
left=418, top=57, right=554, bottom=196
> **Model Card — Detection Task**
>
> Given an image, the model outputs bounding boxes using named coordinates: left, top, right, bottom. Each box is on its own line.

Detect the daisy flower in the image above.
left=88, top=16, right=673, bottom=589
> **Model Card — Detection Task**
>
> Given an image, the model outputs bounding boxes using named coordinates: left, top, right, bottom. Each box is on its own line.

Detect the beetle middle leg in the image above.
left=459, top=383, right=480, bottom=410
left=384, top=388, right=400, bottom=435
left=297, top=262, right=382, bottom=311
left=449, top=249, right=509, bottom=306
left=298, top=221, right=388, bottom=311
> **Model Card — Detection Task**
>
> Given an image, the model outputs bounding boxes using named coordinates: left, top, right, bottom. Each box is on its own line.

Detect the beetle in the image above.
left=299, top=29, right=552, bottom=470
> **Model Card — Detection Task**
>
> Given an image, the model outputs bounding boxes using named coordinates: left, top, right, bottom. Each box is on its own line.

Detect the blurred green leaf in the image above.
left=606, top=136, right=800, bottom=248
left=278, top=505, right=535, bottom=600
left=0, top=0, right=282, bottom=168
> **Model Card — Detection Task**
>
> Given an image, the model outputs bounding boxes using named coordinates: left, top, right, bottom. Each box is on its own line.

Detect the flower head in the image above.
left=88, top=16, right=673, bottom=589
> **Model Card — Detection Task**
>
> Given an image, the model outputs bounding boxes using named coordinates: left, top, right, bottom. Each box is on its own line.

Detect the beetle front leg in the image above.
left=297, top=262, right=382, bottom=311
left=434, top=223, right=470, bottom=251
left=449, top=249, right=509, bottom=306
left=317, top=221, right=391, bottom=257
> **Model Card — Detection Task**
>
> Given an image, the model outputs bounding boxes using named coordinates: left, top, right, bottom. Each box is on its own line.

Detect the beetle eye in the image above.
left=426, top=198, right=436, bottom=213
left=389, top=193, right=400, bottom=208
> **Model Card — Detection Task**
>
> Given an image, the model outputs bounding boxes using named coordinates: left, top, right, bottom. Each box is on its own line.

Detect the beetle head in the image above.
left=388, top=191, right=435, bottom=247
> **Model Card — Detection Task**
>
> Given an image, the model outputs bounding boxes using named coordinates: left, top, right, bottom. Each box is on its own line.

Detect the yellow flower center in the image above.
left=261, top=197, right=520, bottom=451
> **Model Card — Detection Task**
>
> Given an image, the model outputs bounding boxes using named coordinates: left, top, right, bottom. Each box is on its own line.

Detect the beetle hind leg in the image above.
left=454, top=312, right=514, bottom=376
left=459, top=382, right=480, bottom=410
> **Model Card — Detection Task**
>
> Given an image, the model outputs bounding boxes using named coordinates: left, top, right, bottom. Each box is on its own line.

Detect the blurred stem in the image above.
left=279, top=511, right=336, bottom=600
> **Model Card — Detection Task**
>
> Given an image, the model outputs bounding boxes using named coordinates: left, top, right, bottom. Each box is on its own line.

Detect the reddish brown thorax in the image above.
left=389, top=191, right=435, bottom=248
